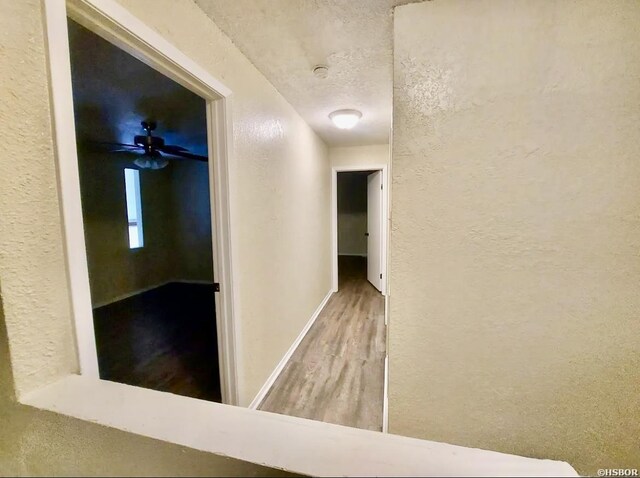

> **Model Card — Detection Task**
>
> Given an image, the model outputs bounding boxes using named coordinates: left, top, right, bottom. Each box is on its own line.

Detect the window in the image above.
left=124, top=168, right=144, bottom=248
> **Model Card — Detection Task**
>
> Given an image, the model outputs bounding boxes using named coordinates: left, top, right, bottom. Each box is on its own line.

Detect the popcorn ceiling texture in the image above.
left=0, top=0, right=326, bottom=473
left=194, top=0, right=406, bottom=147
left=389, top=1, right=640, bottom=475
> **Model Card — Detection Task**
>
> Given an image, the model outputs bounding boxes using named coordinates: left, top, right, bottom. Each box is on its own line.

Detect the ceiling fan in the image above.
left=97, top=120, right=207, bottom=169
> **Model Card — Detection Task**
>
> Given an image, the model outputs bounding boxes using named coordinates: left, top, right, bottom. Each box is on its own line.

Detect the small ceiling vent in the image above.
left=312, top=65, right=329, bottom=79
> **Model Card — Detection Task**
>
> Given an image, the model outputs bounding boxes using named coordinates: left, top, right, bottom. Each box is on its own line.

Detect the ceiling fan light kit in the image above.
left=134, top=157, right=169, bottom=170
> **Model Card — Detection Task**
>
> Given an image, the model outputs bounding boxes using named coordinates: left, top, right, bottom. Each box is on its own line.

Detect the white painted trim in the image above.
left=43, top=0, right=99, bottom=378
left=44, top=0, right=239, bottom=405
left=331, top=169, right=339, bottom=293
left=248, top=290, right=334, bottom=410
left=383, top=354, right=389, bottom=433
left=332, top=165, right=389, bottom=296
left=22, top=375, right=579, bottom=477
left=91, top=280, right=216, bottom=308
left=207, top=97, right=239, bottom=406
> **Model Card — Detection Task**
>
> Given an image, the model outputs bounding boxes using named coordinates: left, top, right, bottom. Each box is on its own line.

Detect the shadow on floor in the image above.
left=93, top=282, right=221, bottom=402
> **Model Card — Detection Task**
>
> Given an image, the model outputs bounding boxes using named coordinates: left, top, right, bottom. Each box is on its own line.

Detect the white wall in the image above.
left=390, top=1, right=640, bottom=475
left=330, top=144, right=389, bottom=169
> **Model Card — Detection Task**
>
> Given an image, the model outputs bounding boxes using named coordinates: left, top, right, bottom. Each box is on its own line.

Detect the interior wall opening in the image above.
left=254, top=169, right=387, bottom=431
left=336, top=170, right=384, bottom=291
left=67, top=18, right=222, bottom=403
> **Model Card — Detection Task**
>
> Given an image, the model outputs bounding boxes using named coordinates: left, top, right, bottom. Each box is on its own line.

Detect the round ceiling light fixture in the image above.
left=329, top=109, right=362, bottom=130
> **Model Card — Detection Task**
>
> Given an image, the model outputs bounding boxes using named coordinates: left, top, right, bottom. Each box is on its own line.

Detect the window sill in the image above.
left=20, top=375, right=578, bottom=477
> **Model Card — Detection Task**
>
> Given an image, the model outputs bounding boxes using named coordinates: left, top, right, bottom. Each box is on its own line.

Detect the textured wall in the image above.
left=0, top=0, right=327, bottom=473
left=330, top=144, right=389, bottom=169
left=390, top=1, right=640, bottom=475
left=0, top=0, right=78, bottom=399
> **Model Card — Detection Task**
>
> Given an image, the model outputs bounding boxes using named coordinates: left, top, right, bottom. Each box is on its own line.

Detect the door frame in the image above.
left=331, top=165, right=389, bottom=295
left=44, top=0, right=239, bottom=405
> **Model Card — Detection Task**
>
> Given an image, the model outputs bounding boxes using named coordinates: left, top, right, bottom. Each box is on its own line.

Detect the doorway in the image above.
left=332, top=166, right=388, bottom=295
left=68, top=19, right=218, bottom=402
left=64, top=17, right=232, bottom=403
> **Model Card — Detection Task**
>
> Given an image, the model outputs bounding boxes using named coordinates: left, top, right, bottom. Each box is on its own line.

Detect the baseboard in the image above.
left=173, top=279, right=215, bottom=285
left=248, top=289, right=334, bottom=410
left=92, top=281, right=172, bottom=309
left=338, top=253, right=367, bottom=257
left=92, top=279, right=215, bottom=308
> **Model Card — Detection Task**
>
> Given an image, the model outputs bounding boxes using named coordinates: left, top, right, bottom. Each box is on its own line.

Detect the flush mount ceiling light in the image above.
left=329, top=109, right=362, bottom=130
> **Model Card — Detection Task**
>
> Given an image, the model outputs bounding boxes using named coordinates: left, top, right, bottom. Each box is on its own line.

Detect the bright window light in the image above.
left=124, top=168, right=144, bottom=249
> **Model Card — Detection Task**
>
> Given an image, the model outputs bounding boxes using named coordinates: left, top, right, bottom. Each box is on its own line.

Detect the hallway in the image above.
left=259, top=256, right=386, bottom=431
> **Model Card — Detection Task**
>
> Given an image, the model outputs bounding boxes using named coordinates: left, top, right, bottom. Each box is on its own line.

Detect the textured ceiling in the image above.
left=195, top=0, right=417, bottom=147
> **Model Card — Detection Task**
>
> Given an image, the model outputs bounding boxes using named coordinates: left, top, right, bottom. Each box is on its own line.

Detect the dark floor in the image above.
left=93, top=282, right=221, bottom=402
left=259, top=255, right=385, bottom=431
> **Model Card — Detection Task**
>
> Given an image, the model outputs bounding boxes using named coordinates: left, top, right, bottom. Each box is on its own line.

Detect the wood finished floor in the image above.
left=93, top=282, right=222, bottom=402
left=259, top=256, right=386, bottom=431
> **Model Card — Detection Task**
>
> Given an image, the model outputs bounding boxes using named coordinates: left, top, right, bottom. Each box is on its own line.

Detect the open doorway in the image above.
left=255, top=166, right=388, bottom=431
left=67, top=19, right=221, bottom=402
left=331, top=166, right=388, bottom=296
left=336, top=170, right=384, bottom=291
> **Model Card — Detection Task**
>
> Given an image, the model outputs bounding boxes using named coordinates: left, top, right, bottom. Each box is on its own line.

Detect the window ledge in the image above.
left=21, top=375, right=578, bottom=477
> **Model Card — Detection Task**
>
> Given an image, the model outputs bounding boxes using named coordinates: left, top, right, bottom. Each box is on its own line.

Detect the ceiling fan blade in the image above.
left=161, top=144, right=188, bottom=153
left=82, top=141, right=144, bottom=154
left=93, top=141, right=141, bottom=149
left=159, top=148, right=208, bottom=162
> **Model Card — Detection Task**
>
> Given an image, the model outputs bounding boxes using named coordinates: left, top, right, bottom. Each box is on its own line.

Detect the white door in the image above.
left=367, top=171, right=382, bottom=291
